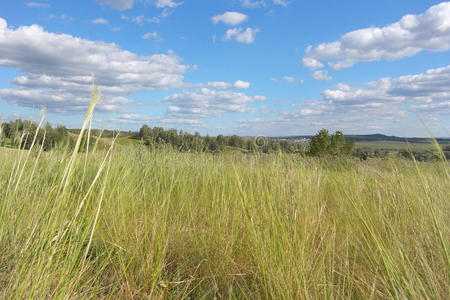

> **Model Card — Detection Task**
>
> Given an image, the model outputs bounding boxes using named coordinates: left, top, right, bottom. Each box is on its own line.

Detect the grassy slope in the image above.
left=0, top=142, right=449, bottom=299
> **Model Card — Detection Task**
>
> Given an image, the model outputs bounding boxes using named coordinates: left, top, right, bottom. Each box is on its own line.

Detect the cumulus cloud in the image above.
left=238, top=65, right=450, bottom=136
left=0, top=18, right=189, bottom=114
left=206, top=80, right=250, bottom=89
left=234, top=80, right=251, bottom=89
left=224, top=27, right=259, bottom=44
left=0, top=88, right=134, bottom=114
left=312, top=70, right=332, bottom=81
left=91, top=18, right=109, bottom=24
left=25, top=2, right=50, bottom=8
left=212, top=12, right=248, bottom=26
left=303, top=2, right=450, bottom=70
left=301, top=57, right=324, bottom=70
left=163, top=88, right=265, bottom=118
left=236, top=107, right=411, bottom=136
left=321, top=65, right=450, bottom=113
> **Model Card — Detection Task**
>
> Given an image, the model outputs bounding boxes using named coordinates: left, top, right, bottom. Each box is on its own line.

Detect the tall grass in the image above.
left=0, top=114, right=448, bottom=298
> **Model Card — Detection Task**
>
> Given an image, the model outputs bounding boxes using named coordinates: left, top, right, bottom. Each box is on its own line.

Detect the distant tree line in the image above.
left=0, top=120, right=355, bottom=157
left=3, top=119, right=447, bottom=161
left=1, top=119, right=72, bottom=150
left=354, top=148, right=449, bottom=161
left=135, top=124, right=307, bottom=153
left=135, top=126, right=358, bottom=157
left=354, top=145, right=450, bottom=161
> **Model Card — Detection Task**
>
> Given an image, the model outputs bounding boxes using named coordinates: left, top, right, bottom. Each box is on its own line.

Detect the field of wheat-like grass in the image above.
left=0, top=134, right=449, bottom=299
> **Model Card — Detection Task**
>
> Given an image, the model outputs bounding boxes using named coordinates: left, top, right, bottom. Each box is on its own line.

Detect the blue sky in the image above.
left=0, top=0, right=449, bottom=137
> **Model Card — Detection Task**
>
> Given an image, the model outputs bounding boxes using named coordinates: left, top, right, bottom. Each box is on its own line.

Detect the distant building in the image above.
left=293, top=138, right=310, bottom=144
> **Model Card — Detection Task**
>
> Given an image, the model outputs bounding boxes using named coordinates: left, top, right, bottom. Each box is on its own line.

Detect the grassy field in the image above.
left=355, top=140, right=450, bottom=152
left=0, top=136, right=449, bottom=298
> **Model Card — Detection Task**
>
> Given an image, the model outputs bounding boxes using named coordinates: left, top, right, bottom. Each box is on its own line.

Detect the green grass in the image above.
left=115, top=136, right=140, bottom=146
left=0, top=141, right=449, bottom=298
left=0, top=90, right=448, bottom=298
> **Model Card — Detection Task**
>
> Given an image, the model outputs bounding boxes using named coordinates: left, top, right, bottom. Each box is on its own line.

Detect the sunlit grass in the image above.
left=0, top=98, right=448, bottom=298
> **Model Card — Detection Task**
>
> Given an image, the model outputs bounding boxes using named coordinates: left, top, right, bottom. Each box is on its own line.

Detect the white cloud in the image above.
left=102, top=112, right=206, bottom=133
left=0, top=18, right=189, bottom=114
left=237, top=66, right=450, bottom=136
left=25, top=2, right=50, bottom=8
left=271, top=76, right=304, bottom=84
left=91, top=18, right=109, bottom=24
left=312, top=70, right=332, bottom=81
left=154, top=0, right=183, bottom=8
left=224, top=27, right=259, bottom=44
left=302, top=57, right=324, bottom=70
left=238, top=0, right=289, bottom=9
left=212, top=12, right=248, bottom=26
left=129, top=6, right=176, bottom=25
left=299, top=109, right=318, bottom=116
left=164, top=88, right=265, bottom=118
left=236, top=108, right=413, bottom=136
left=0, top=88, right=134, bottom=114
left=283, top=76, right=295, bottom=83
left=109, top=113, right=202, bottom=125
left=46, top=14, right=72, bottom=21
left=95, top=0, right=182, bottom=11
left=95, top=0, right=134, bottom=10
left=132, top=15, right=160, bottom=24
left=206, top=80, right=250, bottom=89
left=321, top=65, right=450, bottom=114
left=236, top=96, right=411, bottom=136
left=238, top=0, right=266, bottom=8
left=411, top=102, right=450, bottom=114
left=206, top=82, right=233, bottom=89
left=234, top=80, right=251, bottom=89
left=142, top=31, right=161, bottom=41
left=303, top=2, right=450, bottom=70
left=273, top=0, right=289, bottom=7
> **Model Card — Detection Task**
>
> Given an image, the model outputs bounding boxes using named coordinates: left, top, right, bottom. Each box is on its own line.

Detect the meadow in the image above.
left=0, top=136, right=449, bottom=299
left=355, top=140, right=450, bottom=152
left=0, top=93, right=448, bottom=299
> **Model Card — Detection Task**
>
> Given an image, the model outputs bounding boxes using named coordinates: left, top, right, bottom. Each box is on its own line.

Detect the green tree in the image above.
left=308, top=129, right=354, bottom=156
left=246, top=138, right=258, bottom=153
left=139, top=125, right=151, bottom=139
left=308, top=129, right=331, bottom=156
left=229, top=135, right=245, bottom=148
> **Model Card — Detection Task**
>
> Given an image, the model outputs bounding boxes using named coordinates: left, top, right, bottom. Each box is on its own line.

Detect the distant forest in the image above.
left=1, top=119, right=449, bottom=161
